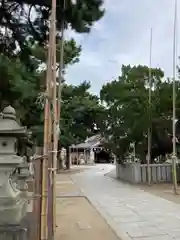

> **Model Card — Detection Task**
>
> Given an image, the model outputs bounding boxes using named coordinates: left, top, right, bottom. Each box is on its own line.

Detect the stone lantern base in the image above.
left=0, top=224, right=28, bottom=240
left=0, top=199, right=28, bottom=225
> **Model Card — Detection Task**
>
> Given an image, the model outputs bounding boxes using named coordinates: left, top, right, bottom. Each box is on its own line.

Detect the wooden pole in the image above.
left=51, top=0, right=58, bottom=235
left=57, top=0, right=65, bottom=122
left=172, top=0, right=178, bottom=195
left=147, top=28, right=152, bottom=185
left=40, top=22, right=53, bottom=240
left=57, top=0, right=66, bottom=170
left=40, top=0, right=55, bottom=237
left=52, top=4, right=59, bottom=239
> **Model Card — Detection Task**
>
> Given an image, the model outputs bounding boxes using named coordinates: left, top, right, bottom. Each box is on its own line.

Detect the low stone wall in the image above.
left=116, top=163, right=141, bottom=183
left=116, top=162, right=180, bottom=184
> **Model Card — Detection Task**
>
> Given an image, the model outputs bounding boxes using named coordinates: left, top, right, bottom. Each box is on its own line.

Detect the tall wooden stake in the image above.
left=147, top=28, right=152, bottom=185
left=57, top=0, right=66, bottom=167
left=40, top=0, right=56, bottom=237
left=40, top=17, right=53, bottom=240
left=51, top=0, right=58, bottom=235
left=172, top=0, right=178, bottom=195
left=57, top=0, right=65, bottom=118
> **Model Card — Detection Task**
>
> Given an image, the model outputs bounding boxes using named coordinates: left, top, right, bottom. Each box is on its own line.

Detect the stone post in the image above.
left=89, top=148, right=95, bottom=165
left=0, top=106, right=32, bottom=239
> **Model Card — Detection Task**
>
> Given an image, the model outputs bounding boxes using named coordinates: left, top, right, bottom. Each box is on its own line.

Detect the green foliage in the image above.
left=100, top=64, right=179, bottom=162
left=0, top=0, right=105, bottom=147
left=31, top=38, right=81, bottom=68
left=60, top=81, right=104, bottom=147
left=0, top=54, right=41, bottom=111
left=0, top=0, right=105, bottom=148
left=0, top=52, right=104, bottom=147
left=0, top=0, right=104, bottom=57
left=0, top=35, right=80, bottom=139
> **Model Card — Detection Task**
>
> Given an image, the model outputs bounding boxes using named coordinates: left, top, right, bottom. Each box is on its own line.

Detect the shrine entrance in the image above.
left=93, top=147, right=112, bottom=163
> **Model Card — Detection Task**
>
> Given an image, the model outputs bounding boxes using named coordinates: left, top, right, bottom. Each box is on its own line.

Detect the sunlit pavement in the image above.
left=71, top=164, right=180, bottom=240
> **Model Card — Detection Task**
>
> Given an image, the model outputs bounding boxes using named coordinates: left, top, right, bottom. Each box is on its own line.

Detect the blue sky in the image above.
left=65, top=0, right=180, bottom=95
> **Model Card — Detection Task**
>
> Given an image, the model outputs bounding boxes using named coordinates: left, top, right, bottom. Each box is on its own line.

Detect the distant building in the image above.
left=70, top=135, right=112, bottom=164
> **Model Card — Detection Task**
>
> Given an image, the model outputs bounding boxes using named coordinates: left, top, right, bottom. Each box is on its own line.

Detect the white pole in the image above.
left=133, top=143, right=136, bottom=161
left=172, top=0, right=178, bottom=194
left=147, top=28, right=153, bottom=185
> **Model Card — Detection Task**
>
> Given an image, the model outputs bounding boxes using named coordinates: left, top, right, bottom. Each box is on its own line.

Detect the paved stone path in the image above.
left=71, top=164, right=180, bottom=240
left=55, top=172, right=120, bottom=240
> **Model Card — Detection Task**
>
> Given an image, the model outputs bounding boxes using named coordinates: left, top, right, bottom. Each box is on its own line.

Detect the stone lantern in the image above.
left=0, top=106, right=31, bottom=237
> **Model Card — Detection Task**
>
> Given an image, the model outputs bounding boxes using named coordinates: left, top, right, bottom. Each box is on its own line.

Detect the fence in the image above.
left=116, top=162, right=180, bottom=184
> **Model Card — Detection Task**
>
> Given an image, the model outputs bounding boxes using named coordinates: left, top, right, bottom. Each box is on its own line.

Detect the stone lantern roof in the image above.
left=0, top=106, right=26, bottom=136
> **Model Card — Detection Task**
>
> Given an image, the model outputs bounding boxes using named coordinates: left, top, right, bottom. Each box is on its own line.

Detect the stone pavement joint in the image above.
left=71, top=164, right=180, bottom=240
